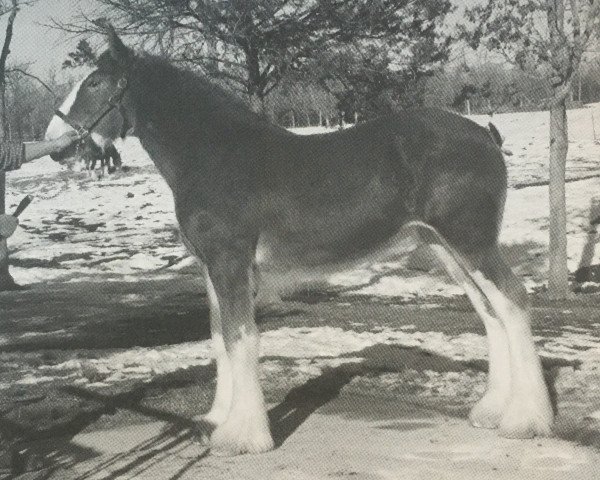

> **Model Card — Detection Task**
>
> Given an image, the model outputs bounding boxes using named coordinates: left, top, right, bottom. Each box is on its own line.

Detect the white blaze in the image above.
left=44, top=78, right=113, bottom=150
left=45, top=79, right=84, bottom=141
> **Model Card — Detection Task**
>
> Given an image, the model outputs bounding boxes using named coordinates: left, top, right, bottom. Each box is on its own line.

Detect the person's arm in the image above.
left=24, top=131, right=81, bottom=162
left=0, top=131, right=82, bottom=172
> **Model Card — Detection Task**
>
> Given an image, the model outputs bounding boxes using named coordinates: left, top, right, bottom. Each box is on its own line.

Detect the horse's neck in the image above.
left=129, top=69, right=287, bottom=191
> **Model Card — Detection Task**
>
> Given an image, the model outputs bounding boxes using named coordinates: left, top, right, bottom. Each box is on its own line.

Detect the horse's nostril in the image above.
left=50, top=153, right=60, bottom=162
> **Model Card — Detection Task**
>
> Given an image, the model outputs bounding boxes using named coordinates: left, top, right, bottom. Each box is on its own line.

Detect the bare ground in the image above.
left=1, top=278, right=600, bottom=478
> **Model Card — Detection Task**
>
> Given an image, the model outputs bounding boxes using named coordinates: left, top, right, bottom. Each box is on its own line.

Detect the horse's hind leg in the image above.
left=470, top=248, right=553, bottom=438
left=100, top=157, right=107, bottom=177
left=410, top=222, right=553, bottom=438
left=409, top=222, right=511, bottom=429
left=111, top=146, right=122, bottom=169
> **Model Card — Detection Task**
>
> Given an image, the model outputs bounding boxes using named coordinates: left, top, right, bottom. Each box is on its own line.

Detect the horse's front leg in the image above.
left=206, top=249, right=274, bottom=456
left=194, top=264, right=232, bottom=440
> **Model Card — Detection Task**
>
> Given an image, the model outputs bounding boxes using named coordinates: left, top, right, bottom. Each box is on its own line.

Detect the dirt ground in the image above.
left=2, top=277, right=600, bottom=479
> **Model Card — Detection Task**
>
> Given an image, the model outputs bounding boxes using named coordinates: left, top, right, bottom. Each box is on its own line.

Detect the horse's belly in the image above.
left=255, top=225, right=418, bottom=296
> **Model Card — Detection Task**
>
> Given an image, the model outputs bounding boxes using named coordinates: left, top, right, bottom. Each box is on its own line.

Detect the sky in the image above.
left=3, top=0, right=99, bottom=79
left=0, top=0, right=496, bottom=83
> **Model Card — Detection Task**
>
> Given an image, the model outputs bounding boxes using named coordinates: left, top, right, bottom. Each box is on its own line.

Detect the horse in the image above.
left=46, top=80, right=124, bottom=176
left=45, top=27, right=554, bottom=456
left=85, top=142, right=122, bottom=174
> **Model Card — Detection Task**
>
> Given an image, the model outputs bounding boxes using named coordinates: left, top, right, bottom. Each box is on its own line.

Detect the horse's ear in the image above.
left=93, top=19, right=131, bottom=67
left=106, top=25, right=131, bottom=66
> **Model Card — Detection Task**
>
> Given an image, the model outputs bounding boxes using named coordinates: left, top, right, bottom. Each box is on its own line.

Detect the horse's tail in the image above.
left=487, top=122, right=504, bottom=147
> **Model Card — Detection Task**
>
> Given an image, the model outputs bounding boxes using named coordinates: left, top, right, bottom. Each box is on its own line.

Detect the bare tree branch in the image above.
left=0, top=0, right=18, bottom=73
left=7, top=67, right=54, bottom=96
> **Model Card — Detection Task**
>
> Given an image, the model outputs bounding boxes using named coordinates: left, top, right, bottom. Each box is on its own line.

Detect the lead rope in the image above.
left=11, top=174, right=71, bottom=200
left=11, top=138, right=89, bottom=200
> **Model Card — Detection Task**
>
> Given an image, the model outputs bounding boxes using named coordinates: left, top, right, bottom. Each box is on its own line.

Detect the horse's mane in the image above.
left=106, top=51, right=278, bottom=135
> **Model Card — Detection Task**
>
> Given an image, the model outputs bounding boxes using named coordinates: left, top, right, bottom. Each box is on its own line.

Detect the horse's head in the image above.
left=45, top=26, right=133, bottom=169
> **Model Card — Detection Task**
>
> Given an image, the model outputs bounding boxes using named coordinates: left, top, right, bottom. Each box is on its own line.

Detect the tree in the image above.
left=63, top=39, right=97, bottom=69
left=266, top=77, right=337, bottom=127
left=464, top=0, right=600, bottom=299
left=0, top=0, right=18, bottom=137
left=5, top=67, right=56, bottom=140
left=452, top=83, right=477, bottom=114
left=54, top=0, right=453, bottom=113
left=0, top=0, right=40, bottom=291
left=306, top=1, right=452, bottom=120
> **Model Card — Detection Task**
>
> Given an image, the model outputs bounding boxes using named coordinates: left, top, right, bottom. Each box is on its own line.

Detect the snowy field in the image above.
left=6, top=104, right=600, bottom=294
left=3, top=105, right=600, bottom=477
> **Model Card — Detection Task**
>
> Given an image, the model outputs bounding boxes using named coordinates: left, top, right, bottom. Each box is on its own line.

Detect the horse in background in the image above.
left=83, top=140, right=122, bottom=175
left=45, top=27, right=554, bottom=456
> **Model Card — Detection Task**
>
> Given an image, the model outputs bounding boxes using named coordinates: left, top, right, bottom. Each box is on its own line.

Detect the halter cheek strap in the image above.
left=55, top=76, right=129, bottom=139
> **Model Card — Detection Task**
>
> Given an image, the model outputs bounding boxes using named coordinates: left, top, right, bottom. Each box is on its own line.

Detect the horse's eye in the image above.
left=87, top=79, right=101, bottom=88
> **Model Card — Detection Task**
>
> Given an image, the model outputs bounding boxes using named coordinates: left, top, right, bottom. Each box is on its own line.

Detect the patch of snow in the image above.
left=16, top=375, right=57, bottom=385
left=6, top=108, right=600, bottom=309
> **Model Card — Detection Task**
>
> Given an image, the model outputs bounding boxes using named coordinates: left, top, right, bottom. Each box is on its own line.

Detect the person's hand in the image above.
left=52, top=131, right=82, bottom=154
left=0, top=214, right=18, bottom=238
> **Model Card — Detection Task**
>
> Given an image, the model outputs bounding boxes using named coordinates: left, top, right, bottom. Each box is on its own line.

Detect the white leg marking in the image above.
left=467, top=301, right=511, bottom=429
left=211, top=321, right=273, bottom=455
left=202, top=272, right=232, bottom=427
left=474, top=273, right=553, bottom=438
left=428, top=244, right=511, bottom=429
left=414, top=222, right=552, bottom=437
left=206, top=263, right=273, bottom=456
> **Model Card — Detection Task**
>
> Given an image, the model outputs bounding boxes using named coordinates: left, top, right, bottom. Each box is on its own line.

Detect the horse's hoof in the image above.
left=469, top=392, right=507, bottom=429
left=210, top=419, right=274, bottom=456
left=498, top=398, right=553, bottom=438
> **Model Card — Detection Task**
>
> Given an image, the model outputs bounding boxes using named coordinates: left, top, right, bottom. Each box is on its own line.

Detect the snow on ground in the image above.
left=5, top=321, right=599, bottom=405
left=5, top=106, right=600, bottom=390
left=468, top=104, right=600, bottom=187
left=7, top=138, right=187, bottom=285
left=4, top=107, right=600, bottom=472
left=7, top=105, right=600, bottom=297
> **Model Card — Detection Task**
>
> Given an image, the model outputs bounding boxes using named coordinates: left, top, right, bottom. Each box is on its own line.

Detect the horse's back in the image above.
left=253, top=108, right=507, bottom=273
left=366, top=109, right=507, bottom=254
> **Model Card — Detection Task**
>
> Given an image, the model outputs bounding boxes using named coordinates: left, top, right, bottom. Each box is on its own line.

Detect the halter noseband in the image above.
left=55, top=76, right=129, bottom=139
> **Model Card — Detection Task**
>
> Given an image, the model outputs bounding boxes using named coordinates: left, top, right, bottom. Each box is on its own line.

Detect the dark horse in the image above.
left=84, top=142, right=122, bottom=174
left=45, top=28, right=553, bottom=456
left=46, top=79, right=123, bottom=176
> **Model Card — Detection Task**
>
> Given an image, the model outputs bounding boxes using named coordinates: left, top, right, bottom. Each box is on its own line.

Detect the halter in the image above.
left=54, top=76, right=129, bottom=138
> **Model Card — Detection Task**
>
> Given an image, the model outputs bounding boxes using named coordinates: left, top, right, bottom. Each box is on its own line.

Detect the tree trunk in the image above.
left=548, top=96, right=570, bottom=299
left=0, top=1, right=18, bottom=291
left=0, top=0, right=17, bottom=136
left=248, top=93, right=265, bottom=115
left=0, top=172, right=16, bottom=290
left=0, top=81, right=7, bottom=137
